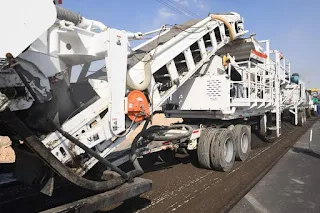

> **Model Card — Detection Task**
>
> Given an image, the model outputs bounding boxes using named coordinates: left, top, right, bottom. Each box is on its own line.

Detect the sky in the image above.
left=62, top=0, right=320, bottom=88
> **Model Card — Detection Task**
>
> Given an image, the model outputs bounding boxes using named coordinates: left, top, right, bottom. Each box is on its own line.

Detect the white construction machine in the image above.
left=281, top=73, right=314, bottom=125
left=0, top=0, right=312, bottom=208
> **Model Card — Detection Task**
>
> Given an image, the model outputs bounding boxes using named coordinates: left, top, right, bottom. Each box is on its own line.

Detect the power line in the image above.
left=156, top=0, right=194, bottom=20
left=164, top=0, right=201, bottom=19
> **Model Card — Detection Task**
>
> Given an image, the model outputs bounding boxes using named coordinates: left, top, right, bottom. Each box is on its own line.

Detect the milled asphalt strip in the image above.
left=139, top=129, right=296, bottom=212
left=220, top=119, right=317, bottom=213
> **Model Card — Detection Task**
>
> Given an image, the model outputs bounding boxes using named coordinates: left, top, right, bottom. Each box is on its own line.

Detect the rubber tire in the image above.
left=291, top=114, right=296, bottom=125
left=306, top=108, right=311, bottom=118
left=259, top=115, right=267, bottom=137
left=197, top=128, right=219, bottom=169
left=303, top=110, right=307, bottom=125
left=298, top=111, right=305, bottom=126
left=233, top=125, right=251, bottom=161
left=210, top=128, right=236, bottom=172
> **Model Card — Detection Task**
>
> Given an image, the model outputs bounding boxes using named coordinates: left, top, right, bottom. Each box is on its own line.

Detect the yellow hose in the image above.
left=222, top=55, right=229, bottom=67
left=210, top=14, right=235, bottom=41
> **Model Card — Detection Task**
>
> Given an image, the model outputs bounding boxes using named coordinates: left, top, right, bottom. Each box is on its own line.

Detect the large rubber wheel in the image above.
left=303, top=110, right=307, bottom=124
left=197, top=128, right=219, bottom=169
left=259, top=115, right=267, bottom=137
left=291, top=114, right=296, bottom=125
left=298, top=111, right=306, bottom=126
left=210, top=128, right=236, bottom=172
left=306, top=108, right=311, bottom=118
left=233, top=125, right=251, bottom=161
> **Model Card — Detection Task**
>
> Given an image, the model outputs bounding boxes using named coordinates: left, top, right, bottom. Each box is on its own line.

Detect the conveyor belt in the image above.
left=86, top=19, right=201, bottom=80
left=127, top=19, right=201, bottom=69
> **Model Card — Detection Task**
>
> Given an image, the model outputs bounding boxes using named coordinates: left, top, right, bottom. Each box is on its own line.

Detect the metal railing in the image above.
left=230, top=59, right=275, bottom=107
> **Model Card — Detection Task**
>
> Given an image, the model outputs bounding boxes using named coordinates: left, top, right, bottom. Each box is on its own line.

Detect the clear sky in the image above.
left=62, top=0, right=320, bottom=88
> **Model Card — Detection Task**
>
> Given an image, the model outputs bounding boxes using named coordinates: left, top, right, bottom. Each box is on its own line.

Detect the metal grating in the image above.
left=206, top=79, right=222, bottom=100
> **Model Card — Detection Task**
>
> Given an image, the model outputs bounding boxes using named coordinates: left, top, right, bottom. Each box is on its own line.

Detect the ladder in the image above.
left=273, top=51, right=282, bottom=137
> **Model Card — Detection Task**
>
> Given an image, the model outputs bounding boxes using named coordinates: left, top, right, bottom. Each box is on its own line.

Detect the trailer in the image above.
left=0, top=0, right=312, bottom=210
left=281, top=76, right=313, bottom=126
left=307, top=88, right=319, bottom=114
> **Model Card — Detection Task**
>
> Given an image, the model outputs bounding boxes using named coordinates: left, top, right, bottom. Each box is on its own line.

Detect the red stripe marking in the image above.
left=251, top=50, right=267, bottom=59
left=162, top=140, right=172, bottom=145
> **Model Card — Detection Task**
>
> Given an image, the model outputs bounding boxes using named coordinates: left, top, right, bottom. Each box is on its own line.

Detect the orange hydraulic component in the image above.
left=127, top=90, right=150, bottom=122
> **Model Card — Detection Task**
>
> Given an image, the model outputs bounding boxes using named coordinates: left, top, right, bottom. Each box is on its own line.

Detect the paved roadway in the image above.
left=231, top=120, right=320, bottom=213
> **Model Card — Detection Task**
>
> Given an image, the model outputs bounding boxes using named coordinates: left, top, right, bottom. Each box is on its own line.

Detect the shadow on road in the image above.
left=291, top=147, right=320, bottom=160
left=97, top=197, right=151, bottom=213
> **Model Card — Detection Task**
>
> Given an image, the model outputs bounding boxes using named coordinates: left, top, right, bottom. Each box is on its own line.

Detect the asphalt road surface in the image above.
left=0, top=118, right=317, bottom=213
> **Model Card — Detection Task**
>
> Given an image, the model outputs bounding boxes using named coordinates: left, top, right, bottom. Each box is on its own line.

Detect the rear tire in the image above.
left=197, top=128, right=219, bottom=169
left=259, top=115, right=267, bottom=137
left=306, top=108, right=311, bottom=118
left=210, top=128, right=235, bottom=172
left=298, top=111, right=305, bottom=126
left=233, top=125, right=251, bottom=161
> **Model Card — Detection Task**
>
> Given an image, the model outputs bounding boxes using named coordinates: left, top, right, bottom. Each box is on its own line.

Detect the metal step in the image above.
left=267, top=126, right=281, bottom=131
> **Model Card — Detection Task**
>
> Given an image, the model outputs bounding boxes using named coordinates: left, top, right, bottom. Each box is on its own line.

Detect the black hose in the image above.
left=51, top=121, right=130, bottom=180
left=0, top=109, right=142, bottom=191
left=142, top=124, right=193, bottom=141
left=55, top=5, right=82, bottom=25
left=130, top=118, right=193, bottom=173
left=130, top=117, right=151, bottom=173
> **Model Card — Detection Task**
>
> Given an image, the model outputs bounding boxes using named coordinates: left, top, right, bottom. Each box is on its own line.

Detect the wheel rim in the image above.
left=240, top=132, right=249, bottom=153
left=224, top=138, right=234, bottom=163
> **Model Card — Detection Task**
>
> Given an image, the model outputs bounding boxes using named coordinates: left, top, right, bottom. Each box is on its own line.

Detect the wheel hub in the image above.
left=224, top=138, right=234, bottom=163
left=240, top=132, right=249, bottom=153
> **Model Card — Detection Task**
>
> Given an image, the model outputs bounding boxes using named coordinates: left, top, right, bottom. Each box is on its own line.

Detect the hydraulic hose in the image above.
left=211, top=14, right=235, bottom=41
left=126, top=54, right=152, bottom=91
left=55, top=6, right=107, bottom=31
left=55, top=5, right=82, bottom=26
left=0, top=109, right=142, bottom=192
left=130, top=117, right=151, bottom=173
left=141, top=124, right=193, bottom=141
left=130, top=117, right=193, bottom=173
left=51, top=121, right=130, bottom=180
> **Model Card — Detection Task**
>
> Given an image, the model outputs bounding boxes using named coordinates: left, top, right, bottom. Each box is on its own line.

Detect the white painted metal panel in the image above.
left=0, top=0, right=57, bottom=58
left=171, top=75, right=230, bottom=111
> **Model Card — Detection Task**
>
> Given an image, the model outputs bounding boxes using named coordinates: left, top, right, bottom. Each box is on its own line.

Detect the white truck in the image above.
left=0, top=0, right=311, bottom=209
